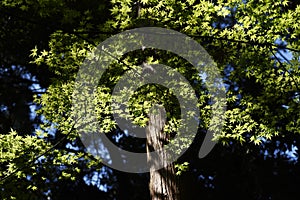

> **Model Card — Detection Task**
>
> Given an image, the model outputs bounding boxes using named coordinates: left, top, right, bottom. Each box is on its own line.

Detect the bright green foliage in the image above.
left=34, top=0, right=300, bottom=147
left=31, top=0, right=300, bottom=170
left=175, top=162, right=189, bottom=176
left=0, top=129, right=49, bottom=199
left=0, top=129, right=47, bottom=178
left=1, top=0, right=300, bottom=198
left=0, top=0, right=110, bottom=198
left=0, top=128, right=103, bottom=199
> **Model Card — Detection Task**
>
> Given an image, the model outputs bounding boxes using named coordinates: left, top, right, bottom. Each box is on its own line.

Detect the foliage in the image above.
left=0, top=129, right=49, bottom=199
left=1, top=0, right=300, bottom=199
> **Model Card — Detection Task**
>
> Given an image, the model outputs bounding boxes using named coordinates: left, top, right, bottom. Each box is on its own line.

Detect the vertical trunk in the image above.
left=146, top=106, right=180, bottom=200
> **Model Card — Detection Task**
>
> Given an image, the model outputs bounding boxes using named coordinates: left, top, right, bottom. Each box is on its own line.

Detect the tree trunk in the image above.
left=146, top=106, right=180, bottom=200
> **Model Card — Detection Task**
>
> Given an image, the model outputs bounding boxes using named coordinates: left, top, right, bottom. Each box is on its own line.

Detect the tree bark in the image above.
left=146, top=106, right=180, bottom=200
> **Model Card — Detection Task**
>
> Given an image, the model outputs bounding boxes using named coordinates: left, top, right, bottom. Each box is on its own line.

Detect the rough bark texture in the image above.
left=146, top=106, right=180, bottom=200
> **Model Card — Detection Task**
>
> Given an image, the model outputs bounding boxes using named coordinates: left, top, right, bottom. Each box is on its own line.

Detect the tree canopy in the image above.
left=1, top=0, right=300, bottom=199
